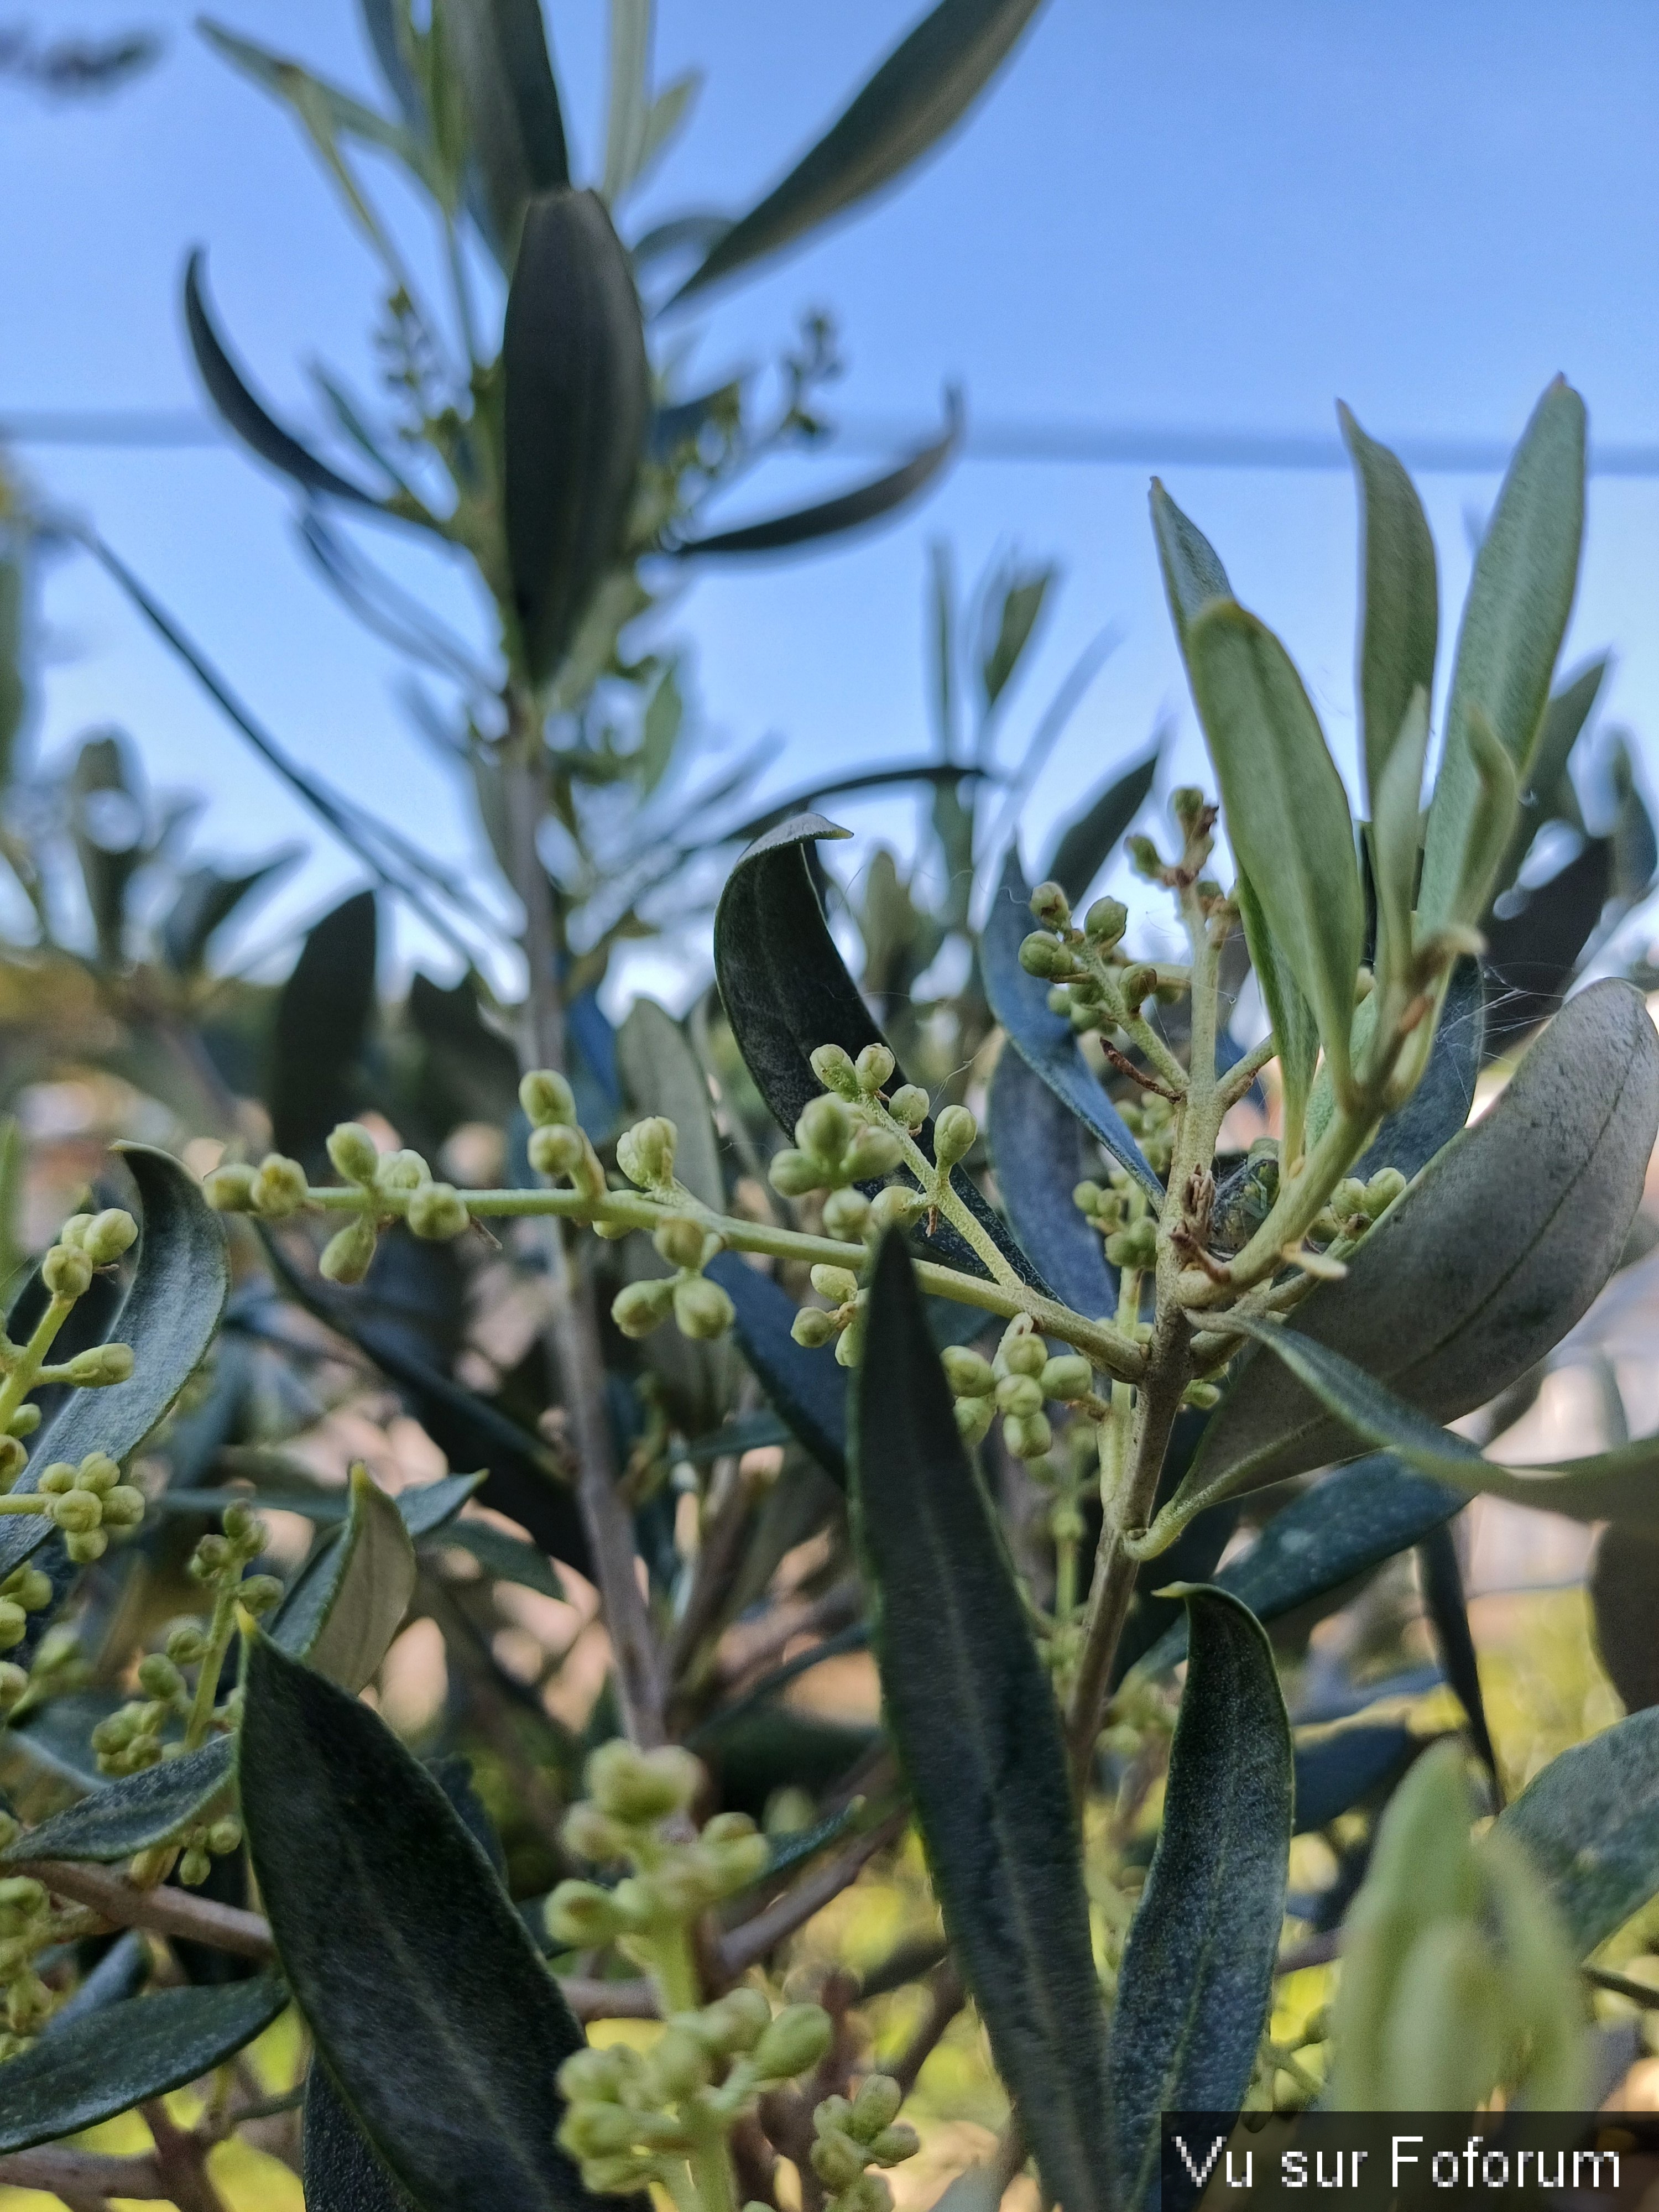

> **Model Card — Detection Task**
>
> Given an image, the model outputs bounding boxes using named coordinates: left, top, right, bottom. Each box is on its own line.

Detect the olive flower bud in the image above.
left=43, top=1244, right=93, bottom=1300
left=320, top=1217, right=378, bottom=1286
left=587, top=1740, right=703, bottom=1823
left=1003, top=1412, right=1053, bottom=1461
left=36, top=1462, right=76, bottom=1495
left=1119, top=963, right=1157, bottom=1011
left=1018, top=931, right=1073, bottom=980
left=812, top=2129, right=869, bottom=2192
left=1028, top=880, right=1070, bottom=930
left=375, top=1149, right=430, bottom=1194
left=65, top=1528, right=109, bottom=1564
left=646, top=2025, right=711, bottom=2100
left=797, top=1095, right=851, bottom=1161
left=563, top=1801, right=630, bottom=1863
left=0, top=1666, right=23, bottom=1714
left=654, top=1217, right=708, bottom=1271
left=166, top=1623, right=208, bottom=1666
left=204, top=1163, right=258, bottom=1212
left=528, top=1123, right=586, bottom=1180
left=850, top=2074, right=904, bottom=2139
left=753, top=2002, right=834, bottom=2082
left=326, top=1121, right=382, bottom=1184
left=887, top=1085, right=929, bottom=1130
left=0, top=1602, right=25, bottom=1652
left=3, top=1568, right=50, bottom=1613
left=702, top=1987, right=771, bottom=2053
left=1040, top=1355, right=1093, bottom=1401
left=854, top=1044, right=895, bottom=1094
left=867, top=1186, right=923, bottom=1233
left=822, top=1188, right=870, bottom=1239
left=1084, top=896, right=1129, bottom=947
left=932, top=1105, right=976, bottom=1169
left=1126, top=835, right=1164, bottom=879
left=240, top=1574, right=285, bottom=1615
left=842, top=1126, right=902, bottom=1181
left=63, top=1342, right=135, bottom=1387
left=0, top=1438, right=25, bottom=1485
left=867, top=2124, right=922, bottom=2167
left=617, top=1117, right=677, bottom=1190
left=545, top=1880, right=624, bottom=1948
left=791, top=1307, right=838, bottom=1349
left=612, top=1278, right=677, bottom=1340
left=76, top=1453, right=118, bottom=1495
left=1000, top=1335, right=1046, bottom=1379
left=408, top=1183, right=469, bottom=1240
left=955, top=1398, right=995, bottom=1445
left=207, top=1816, right=243, bottom=1855
left=810, top=1265, right=859, bottom=1306
left=673, top=1275, right=735, bottom=1341
left=99, top=1485, right=147, bottom=1532
left=251, top=1154, right=309, bottom=1219
left=137, top=1652, right=184, bottom=1699
left=994, top=1375, right=1043, bottom=1418
left=769, top=1149, right=827, bottom=1198
left=51, top=1489, right=102, bottom=1535
left=6, top=1406, right=38, bottom=1439
left=520, top=1070, right=577, bottom=1126
left=80, top=1209, right=139, bottom=1265
left=941, top=1347, right=995, bottom=1398
left=809, top=1042, right=859, bottom=1097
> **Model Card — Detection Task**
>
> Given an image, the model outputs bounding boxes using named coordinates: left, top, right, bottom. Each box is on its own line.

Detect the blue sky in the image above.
left=7, top=1, right=1658, bottom=998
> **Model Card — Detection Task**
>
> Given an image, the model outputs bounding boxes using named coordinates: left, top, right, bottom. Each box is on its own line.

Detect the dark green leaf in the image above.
left=1181, top=981, right=1659, bottom=1509
left=1486, top=656, right=1604, bottom=904
left=272, top=1464, right=416, bottom=1692
left=404, top=971, right=523, bottom=1139
left=669, top=0, right=1044, bottom=301
left=980, top=560, right=1055, bottom=706
left=359, top=0, right=425, bottom=134
left=1150, top=478, right=1231, bottom=642
left=617, top=997, right=723, bottom=1208
left=306, top=2054, right=420, bottom=2211
left=853, top=1232, right=1113, bottom=2212
left=1, top=1739, right=233, bottom=1866
left=1339, top=404, right=1438, bottom=813
left=1611, top=734, right=1657, bottom=902
left=241, top=1634, right=603, bottom=2212
left=705, top=1251, right=847, bottom=1483
left=675, top=402, right=958, bottom=558
left=69, top=734, right=143, bottom=968
left=1293, top=1721, right=1420, bottom=1835
left=1045, top=742, right=1160, bottom=907
left=161, top=851, right=299, bottom=975
left=1483, top=837, right=1613, bottom=1055
left=1420, top=378, right=1587, bottom=929
left=1110, top=1588, right=1290, bottom=2212
left=1186, top=601, right=1363, bottom=1075
left=432, top=1516, right=565, bottom=1598
left=632, top=210, right=732, bottom=274
left=504, top=188, right=648, bottom=687
left=1355, top=955, right=1484, bottom=1180
left=1495, top=1705, right=1659, bottom=1954
left=0, top=1978, right=286, bottom=2154
left=1416, top=1521, right=1500, bottom=1787
left=0, top=1146, right=229, bottom=1580
left=185, top=252, right=381, bottom=506
left=443, top=0, right=570, bottom=262
left=1589, top=1525, right=1659, bottom=1714
left=267, top=889, right=378, bottom=1166
left=714, top=814, right=1042, bottom=1281
left=396, top=1473, right=486, bottom=1539
left=987, top=1043, right=1116, bottom=1319
left=981, top=849, right=1162, bottom=1201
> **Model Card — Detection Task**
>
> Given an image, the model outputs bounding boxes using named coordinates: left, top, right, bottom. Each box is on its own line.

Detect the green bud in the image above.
left=654, top=1217, right=709, bottom=1271
left=842, top=1126, right=902, bottom=1180
left=0, top=1602, right=25, bottom=1652
left=821, top=1187, right=870, bottom=1239
left=36, top=1461, right=76, bottom=1495
left=204, top=1164, right=258, bottom=1212
left=559, top=2045, right=641, bottom=2104
left=849, top=2074, right=904, bottom=2139
left=560, top=2104, right=646, bottom=2160
left=579, top=2154, right=661, bottom=2194
left=1018, top=931, right=1073, bottom=980
left=6, top=1971, right=51, bottom=2036
left=1105, top=1220, right=1157, bottom=1271
left=617, top=1117, right=678, bottom=1191
left=562, top=1801, right=630, bottom=1863
left=1365, top=1166, right=1408, bottom=1214
left=769, top=1148, right=827, bottom=1198
left=646, top=2024, right=711, bottom=2100
left=809, top=1043, right=859, bottom=1098
left=833, top=1316, right=865, bottom=1369
left=1126, top=835, right=1164, bottom=879
left=5, top=1406, right=39, bottom=1439
left=954, top=1397, right=995, bottom=1445
left=528, top=1123, right=586, bottom=1180
left=190, top=1534, right=232, bottom=1580
left=811, top=2128, right=869, bottom=2192
left=587, top=1740, right=703, bottom=1823
left=545, top=1880, right=624, bottom=1948
left=221, top=1500, right=263, bottom=1546
left=612, top=1278, right=677, bottom=1340
left=704, top=1829, right=771, bottom=1895
left=932, top=1105, right=976, bottom=1170
left=1084, top=897, right=1129, bottom=948
left=58, top=1212, right=94, bottom=1250
left=1171, top=785, right=1208, bottom=832
left=887, top=1084, right=929, bottom=1130
left=520, top=1069, right=577, bottom=1127
left=408, top=1183, right=469, bottom=1240
left=3, top=1568, right=50, bottom=1613
left=1040, top=1355, right=1093, bottom=1401
left=66, top=1528, right=109, bottom=1564
left=866, top=2124, right=921, bottom=2168
left=941, top=1347, right=995, bottom=1399
left=1003, top=1412, right=1053, bottom=1461
left=1000, top=1335, right=1046, bottom=1378
left=137, top=1653, right=184, bottom=1699
left=1028, top=880, right=1071, bottom=929
left=251, top=1154, right=309, bottom=1219
left=180, top=1847, right=212, bottom=1887
left=76, top=1453, right=118, bottom=1495
left=1119, top=963, right=1157, bottom=1009
left=674, top=1275, right=735, bottom=1342
left=810, top=1265, right=859, bottom=1306
left=854, top=1043, right=895, bottom=1094
left=797, top=1095, right=851, bottom=1161
left=166, top=1623, right=208, bottom=1666
left=995, top=1375, right=1044, bottom=1418
left=0, top=1438, right=25, bottom=1485
left=375, top=1149, right=430, bottom=1194
left=63, top=1342, right=135, bottom=1387
left=51, top=1489, right=102, bottom=1535
left=320, top=1216, right=378, bottom=1285
left=1181, top=1380, right=1221, bottom=1410
left=867, top=1186, right=923, bottom=1233
left=702, top=1987, right=771, bottom=2054
left=240, top=1574, right=284, bottom=1615
left=753, top=2001, right=834, bottom=2082
left=791, top=1307, right=839, bottom=1350
left=80, top=1208, right=138, bottom=1266
left=0, top=1663, right=26, bottom=1713
left=0, top=1876, right=45, bottom=1918
left=326, top=1121, right=382, bottom=1184
left=43, top=1244, right=93, bottom=1300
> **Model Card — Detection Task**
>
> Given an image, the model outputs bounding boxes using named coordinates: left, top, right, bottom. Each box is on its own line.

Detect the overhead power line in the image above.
left=3, top=406, right=1658, bottom=476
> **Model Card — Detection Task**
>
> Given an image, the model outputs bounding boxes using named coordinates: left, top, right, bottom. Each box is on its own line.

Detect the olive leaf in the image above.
left=1416, top=1521, right=1500, bottom=1788
left=1293, top=1722, right=1420, bottom=1836
left=713, top=813, right=1041, bottom=1281
left=306, top=2053, right=420, bottom=2211
left=185, top=252, right=383, bottom=507
left=267, top=889, right=378, bottom=1167
left=674, top=400, right=959, bottom=557
left=980, top=848, right=1161, bottom=1200
left=1185, top=599, right=1364, bottom=1083
left=160, top=851, right=299, bottom=977
left=1486, top=654, right=1604, bottom=907
left=1179, top=980, right=1659, bottom=1509
left=705, top=1251, right=848, bottom=1484
left=1419, top=378, right=1587, bottom=930
left=241, top=1633, right=604, bottom=2212
left=1149, top=479, right=1232, bottom=641
left=1, top=1739, right=233, bottom=1865
left=669, top=0, right=1045, bottom=302
left=0, top=1978, right=286, bottom=2154
left=1339, top=403, right=1438, bottom=812
left=1110, top=1588, right=1291, bottom=2212
left=1494, top=1705, right=1659, bottom=1955
left=1234, top=866, right=1318, bottom=1161
left=442, top=0, right=570, bottom=263
left=1589, top=1526, right=1659, bottom=1714
left=0, top=1145, right=229, bottom=1581
left=987, top=1043, right=1117, bottom=1319
left=1353, top=955, right=1484, bottom=1182
left=272, top=1463, right=417, bottom=1692
left=504, top=187, right=649, bottom=688
left=617, top=996, right=723, bottom=1209
left=1044, top=740, right=1160, bottom=907
left=852, top=1232, right=1113, bottom=2212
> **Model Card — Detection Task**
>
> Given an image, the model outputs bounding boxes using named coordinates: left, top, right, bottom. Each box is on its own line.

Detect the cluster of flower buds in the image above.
left=545, top=1742, right=771, bottom=1960
left=1016, top=879, right=1169, bottom=1036
left=808, top=2072, right=922, bottom=2212
left=0, top=1874, right=53, bottom=2042
left=769, top=1090, right=904, bottom=1203
left=0, top=1208, right=140, bottom=1488
left=0, top=1564, right=54, bottom=1666
left=35, top=1453, right=145, bottom=1563
left=942, top=1319, right=1093, bottom=1460
left=522, top=1070, right=609, bottom=1212
left=174, top=1810, right=243, bottom=1889
left=39, top=1207, right=139, bottom=1303
left=207, top=1124, right=473, bottom=1284
left=791, top=1262, right=868, bottom=1369
left=556, top=1992, right=838, bottom=2198
left=1310, top=1165, right=1407, bottom=1248
left=611, top=1211, right=737, bottom=1345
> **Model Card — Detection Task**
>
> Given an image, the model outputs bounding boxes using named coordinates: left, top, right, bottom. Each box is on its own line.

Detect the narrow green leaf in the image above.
left=1044, top=740, right=1160, bottom=907
left=714, top=814, right=1042, bottom=1281
left=601, top=0, right=651, bottom=204
left=241, top=1634, right=603, bottom=2212
left=503, top=188, right=649, bottom=688
left=1234, top=866, right=1318, bottom=1161
left=1420, top=378, right=1587, bottom=929
left=306, top=2053, right=419, bottom=2210
left=670, top=0, right=1044, bottom=302
left=443, top=0, right=570, bottom=263
left=1486, top=656, right=1604, bottom=905
left=1, top=1739, right=233, bottom=1866
left=1417, top=1521, right=1500, bottom=1786
left=267, top=889, right=378, bottom=1167
left=1353, top=954, right=1484, bottom=1182
left=617, top=997, right=723, bottom=1209
left=987, top=1044, right=1117, bottom=1319
left=273, top=1465, right=416, bottom=1693
left=704, top=1252, right=848, bottom=1483
left=1110, top=1588, right=1291, bottom=2212
left=852, top=1233, right=1113, bottom=2212
left=1186, top=600, right=1363, bottom=1079
left=1180, top=980, right=1659, bottom=1508
left=200, top=19, right=435, bottom=183
left=1149, top=478, right=1231, bottom=642
left=674, top=403, right=958, bottom=557
left=1589, top=1526, right=1659, bottom=1714
left=0, top=1978, right=285, bottom=2153
left=1339, top=404, right=1438, bottom=813
left=0, top=1146, right=229, bottom=1581
left=635, top=72, right=701, bottom=190
left=1495, top=1707, right=1659, bottom=1954
left=1368, top=684, right=1431, bottom=990
left=184, top=252, right=382, bottom=507
left=1293, top=1722, right=1420, bottom=1835
left=980, top=560, right=1055, bottom=706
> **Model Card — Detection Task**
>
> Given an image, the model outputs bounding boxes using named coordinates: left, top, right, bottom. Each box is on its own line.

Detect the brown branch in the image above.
left=0, top=2146, right=164, bottom=2198
left=721, top=1807, right=908, bottom=1975
left=143, top=2099, right=228, bottom=2212
left=562, top=1975, right=659, bottom=2020
left=14, top=1860, right=275, bottom=1958
left=665, top=1455, right=760, bottom=1687
left=713, top=1578, right=863, bottom=1694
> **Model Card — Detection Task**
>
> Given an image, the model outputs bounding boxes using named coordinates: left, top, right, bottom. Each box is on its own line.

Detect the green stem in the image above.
left=885, top=1119, right=1022, bottom=1291
left=185, top=1578, right=241, bottom=1751
left=0, top=1296, right=75, bottom=1478
left=0, top=1495, right=49, bottom=1515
